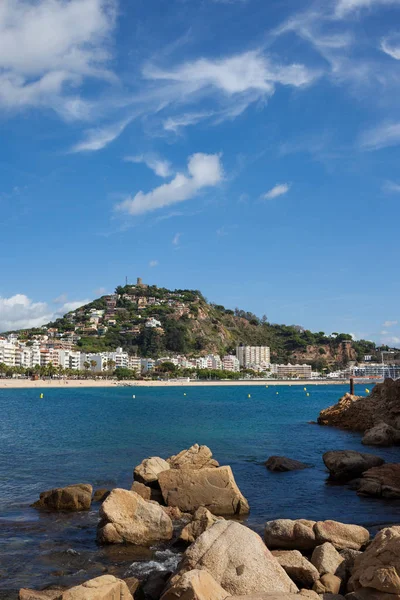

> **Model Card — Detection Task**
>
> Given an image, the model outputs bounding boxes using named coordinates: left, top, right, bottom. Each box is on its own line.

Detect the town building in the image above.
left=270, top=363, right=312, bottom=379
left=236, top=345, right=270, bottom=368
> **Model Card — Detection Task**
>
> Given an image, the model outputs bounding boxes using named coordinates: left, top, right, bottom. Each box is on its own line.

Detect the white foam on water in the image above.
left=126, top=549, right=181, bottom=577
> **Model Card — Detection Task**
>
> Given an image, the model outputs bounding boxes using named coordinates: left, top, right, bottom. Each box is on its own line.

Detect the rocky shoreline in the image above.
left=17, top=438, right=400, bottom=600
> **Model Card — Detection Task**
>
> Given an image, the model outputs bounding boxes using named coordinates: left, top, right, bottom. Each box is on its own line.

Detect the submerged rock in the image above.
left=158, top=465, right=249, bottom=516
left=172, top=520, right=298, bottom=596
left=167, top=444, right=219, bottom=470
left=32, top=484, right=92, bottom=512
left=97, top=488, right=173, bottom=544
left=322, top=450, right=385, bottom=480
left=265, top=456, right=310, bottom=472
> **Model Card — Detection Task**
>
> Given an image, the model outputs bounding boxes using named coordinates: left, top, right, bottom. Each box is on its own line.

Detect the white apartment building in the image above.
left=270, top=363, right=312, bottom=379
left=145, top=318, right=162, bottom=328
left=141, top=358, right=156, bottom=373
left=0, top=340, right=18, bottom=367
left=128, top=356, right=142, bottom=373
left=222, top=355, right=240, bottom=372
left=236, top=345, right=270, bottom=368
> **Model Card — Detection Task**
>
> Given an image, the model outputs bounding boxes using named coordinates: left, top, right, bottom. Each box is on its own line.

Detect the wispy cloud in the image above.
left=383, top=180, right=400, bottom=193
left=359, top=122, right=400, bottom=150
left=172, top=232, right=181, bottom=246
left=335, top=0, right=400, bottom=18
left=383, top=320, right=398, bottom=327
left=381, top=32, right=400, bottom=59
left=149, top=260, right=158, bottom=267
left=125, top=154, right=172, bottom=178
left=0, top=0, right=116, bottom=118
left=71, top=118, right=132, bottom=152
left=262, top=183, right=291, bottom=199
left=116, top=153, right=224, bottom=216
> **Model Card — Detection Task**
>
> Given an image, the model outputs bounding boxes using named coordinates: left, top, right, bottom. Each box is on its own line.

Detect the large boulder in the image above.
left=167, top=444, right=219, bottom=470
left=62, top=576, right=133, bottom=600
left=311, top=543, right=344, bottom=576
left=97, top=488, right=173, bottom=544
left=322, top=450, right=384, bottom=480
left=179, top=507, right=221, bottom=543
left=130, top=481, right=151, bottom=500
left=160, top=569, right=228, bottom=600
left=349, top=526, right=400, bottom=595
left=133, top=457, right=170, bottom=485
left=158, top=466, right=249, bottom=516
left=19, top=591, right=62, bottom=600
left=32, top=484, right=92, bottom=512
left=264, top=519, right=317, bottom=551
left=265, top=457, right=310, bottom=472
left=271, top=550, right=319, bottom=587
left=362, top=422, right=400, bottom=447
left=314, top=520, right=369, bottom=550
left=357, top=463, right=400, bottom=498
left=173, top=520, right=298, bottom=596
left=313, top=574, right=341, bottom=595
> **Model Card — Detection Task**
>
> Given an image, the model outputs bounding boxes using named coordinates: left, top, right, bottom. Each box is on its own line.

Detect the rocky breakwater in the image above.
left=317, top=378, right=400, bottom=447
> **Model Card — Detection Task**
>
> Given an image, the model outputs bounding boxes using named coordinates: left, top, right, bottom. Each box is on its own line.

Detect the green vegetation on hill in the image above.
left=15, top=283, right=378, bottom=370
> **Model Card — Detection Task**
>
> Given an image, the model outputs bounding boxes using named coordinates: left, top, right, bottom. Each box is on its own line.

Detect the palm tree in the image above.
left=83, top=361, right=90, bottom=378
left=90, top=360, right=97, bottom=377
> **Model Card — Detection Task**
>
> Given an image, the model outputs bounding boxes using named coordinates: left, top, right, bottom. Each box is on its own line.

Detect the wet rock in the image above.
left=160, top=569, right=228, bottom=600
left=62, top=575, right=133, bottom=600
left=172, top=519, right=298, bottom=596
left=362, top=422, right=400, bottom=447
left=97, top=488, right=173, bottom=545
left=133, top=457, right=170, bottom=485
left=123, top=577, right=140, bottom=596
left=32, top=484, right=92, bottom=512
left=19, top=590, right=62, bottom=600
left=313, top=574, right=341, bottom=595
left=314, top=521, right=369, bottom=551
left=130, top=481, right=151, bottom=501
left=271, top=550, right=319, bottom=587
left=93, top=489, right=110, bottom=503
left=179, top=507, right=221, bottom=543
left=158, top=466, right=249, bottom=516
left=167, top=444, right=219, bottom=470
left=357, top=463, right=400, bottom=498
left=142, top=571, right=171, bottom=600
left=264, top=519, right=317, bottom=551
left=323, top=451, right=385, bottom=481
left=348, top=525, right=400, bottom=595
left=311, top=543, right=344, bottom=576
left=265, top=456, right=310, bottom=472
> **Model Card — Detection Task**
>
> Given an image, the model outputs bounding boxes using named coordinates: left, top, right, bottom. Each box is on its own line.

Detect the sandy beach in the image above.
left=0, top=378, right=348, bottom=389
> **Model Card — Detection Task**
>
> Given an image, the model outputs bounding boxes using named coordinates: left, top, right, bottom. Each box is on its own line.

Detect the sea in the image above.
left=1, top=383, right=399, bottom=596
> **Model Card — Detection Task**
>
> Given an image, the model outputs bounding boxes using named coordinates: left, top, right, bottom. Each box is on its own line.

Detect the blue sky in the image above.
left=1, top=0, right=400, bottom=344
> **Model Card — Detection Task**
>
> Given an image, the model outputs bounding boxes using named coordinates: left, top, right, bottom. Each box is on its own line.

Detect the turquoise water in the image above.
left=1, top=384, right=399, bottom=593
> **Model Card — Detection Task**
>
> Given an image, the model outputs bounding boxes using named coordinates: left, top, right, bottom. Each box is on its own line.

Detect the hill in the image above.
left=15, top=280, right=378, bottom=370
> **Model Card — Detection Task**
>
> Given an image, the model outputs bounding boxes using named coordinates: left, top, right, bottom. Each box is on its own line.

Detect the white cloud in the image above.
left=383, top=320, right=398, bottom=327
left=163, top=112, right=214, bottom=133
left=335, top=0, right=400, bottom=18
left=380, top=334, right=400, bottom=346
left=116, top=153, right=224, bottom=216
left=0, top=0, right=116, bottom=116
left=71, top=118, right=131, bottom=152
left=125, top=155, right=172, bottom=178
left=262, top=183, right=291, bottom=199
left=0, top=294, right=89, bottom=331
left=149, top=260, right=158, bottom=267
left=381, top=33, right=400, bottom=59
left=172, top=233, right=181, bottom=246
left=53, top=293, right=68, bottom=304
left=383, top=180, right=400, bottom=193
left=359, top=122, right=400, bottom=150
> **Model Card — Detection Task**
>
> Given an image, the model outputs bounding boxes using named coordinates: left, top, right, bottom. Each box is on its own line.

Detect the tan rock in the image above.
left=123, top=577, right=140, bottom=596
left=299, top=590, right=321, bottom=600
left=93, top=489, right=110, bottom=503
left=174, top=520, right=298, bottom=596
left=311, top=543, right=345, bottom=575
left=162, top=506, right=186, bottom=520
left=313, top=574, right=341, bottom=595
left=160, top=569, right=228, bottom=600
left=62, top=575, right=133, bottom=600
left=225, top=596, right=308, bottom=600
left=130, top=481, right=151, bottom=500
left=19, top=590, right=62, bottom=600
left=264, top=519, right=317, bottom=551
left=314, top=520, right=369, bottom=550
left=348, top=526, right=400, bottom=594
left=97, top=488, right=173, bottom=545
left=167, top=444, right=219, bottom=470
left=179, top=507, right=221, bottom=543
left=158, top=466, right=249, bottom=516
left=271, top=550, right=319, bottom=587
left=32, top=484, right=92, bottom=512
left=133, top=456, right=170, bottom=484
